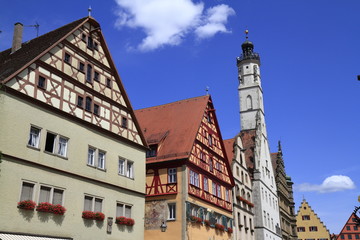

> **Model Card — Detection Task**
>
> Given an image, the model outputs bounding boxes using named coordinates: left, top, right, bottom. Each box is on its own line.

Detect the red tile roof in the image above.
left=240, top=130, right=256, bottom=174
left=223, top=138, right=235, bottom=164
left=135, top=96, right=210, bottom=163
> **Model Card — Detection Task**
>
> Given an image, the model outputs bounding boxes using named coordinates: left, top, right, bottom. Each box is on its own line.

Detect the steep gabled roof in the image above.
left=0, top=17, right=89, bottom=82
left=0, top=17, right=147, bottom=148
left=135, top=96, right=210, bottom=163
left=336, top=212, right=360, bottom=240
left=240, top=129, right=256, bottom=171
left=223, top=138, right=235, bottom=164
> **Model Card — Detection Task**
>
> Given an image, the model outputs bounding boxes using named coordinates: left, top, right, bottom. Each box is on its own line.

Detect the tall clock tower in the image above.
left=237, top=31, right=282, bottom=240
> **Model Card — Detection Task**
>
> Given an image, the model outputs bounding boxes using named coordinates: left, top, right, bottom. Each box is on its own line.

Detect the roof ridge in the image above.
left=136, top=95, right=209, bottom=111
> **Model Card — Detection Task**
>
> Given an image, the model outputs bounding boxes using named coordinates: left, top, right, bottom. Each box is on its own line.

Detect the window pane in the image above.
left=58, top=137, right=67, bottom=156
left=53, top=189, right=63, bottom=205
left=98, top=151, right=105, bottom=169
left=119, top=158, right=125, bottom=175
left=28, top=127, right=40, bottom=148
left=39, top=186, right=51, bottom=203
left=45, top=132, right=56, bottom=153
left=94, top=198, right=102, bottom=212
left=116, top=203, right=124, bottom=217
left=127, top=161, right=133, bottom=178
left=168, top=204, right=176, bottom=220
left=20, top=182, right=34, bottom=201
left=125, top=205, right=131, bottom=218
left=84, top=196, right=93, bottom=211
left=88, top=148, right=95, bottom=166
left=85, top=97, right=92, bottom=111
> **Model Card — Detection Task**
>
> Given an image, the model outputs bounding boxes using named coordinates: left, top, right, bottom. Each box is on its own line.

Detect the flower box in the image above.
left=94, top=212, right=105, bottom=221
left=82, top=211, right=95, bottom=219
left=36, top=202, right=66, bottom=215
left=204, top=220, right=211, bottom=226
left=227, top=227, right=233, bottom=233
left=18, top=200, right=36, bottom=210
left=116, top=216, right=135, bottom=226
left=190, top=215, right=202, bottom=223
left=215, top=223, right=225, bottom=231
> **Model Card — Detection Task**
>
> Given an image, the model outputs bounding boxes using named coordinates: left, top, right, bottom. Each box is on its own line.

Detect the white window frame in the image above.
left=28, top=126, right=41, bottom=148
left=116, top=202, right=132, bottom=218
left=38, top=184, right=65, bottom=205
left=168, top=168, right=177, bottom=183
left=203, top=177, right=209, bottom=192
left=19, top=181, right=35, bottom=201
left=44, top=131, right=68, bottom=157
left=84, top=195, right=103, bottom=212
left=189, top=170, right=199, bottom=187
left=118, top=157, right=134, bottom=179
left=212, top=182, right=217, bottom=196
left=87, top=146, right=106, bottom=170
left=225, top=189, right=229, bottom=202
left=168, top=203, right=176, bottom=220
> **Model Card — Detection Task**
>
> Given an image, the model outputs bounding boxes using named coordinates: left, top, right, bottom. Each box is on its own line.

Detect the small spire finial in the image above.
left=88, top=6, right=92, bottom=17
left=205, top=86, right=210, bottom=95
left=245, top=29, right=249, bottom=40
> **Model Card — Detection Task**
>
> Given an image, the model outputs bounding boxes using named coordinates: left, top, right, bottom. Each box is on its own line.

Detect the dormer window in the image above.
left=146, top=144, right=157, bottom=158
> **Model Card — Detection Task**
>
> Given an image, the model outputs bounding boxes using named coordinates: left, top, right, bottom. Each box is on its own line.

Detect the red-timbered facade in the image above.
left=136, top=96, right=235, bottom=240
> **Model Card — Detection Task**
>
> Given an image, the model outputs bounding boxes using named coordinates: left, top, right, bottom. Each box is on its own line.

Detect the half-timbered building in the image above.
left=224, top=136, right=255, bottom=240
left=0, top=17, right=147, bottom=239
left=135, top=95, right=235, bottom=240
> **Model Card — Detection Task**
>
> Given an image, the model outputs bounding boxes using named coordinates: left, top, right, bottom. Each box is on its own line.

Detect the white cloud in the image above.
left=296, top=175, right=356, bottom=193
left=194, top=4, right=235, bottom=39
left=114, top=0, right=235, bottom=51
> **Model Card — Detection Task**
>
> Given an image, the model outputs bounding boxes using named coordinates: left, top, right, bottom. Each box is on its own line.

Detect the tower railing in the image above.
left=237, top=53, right=261, bottom=63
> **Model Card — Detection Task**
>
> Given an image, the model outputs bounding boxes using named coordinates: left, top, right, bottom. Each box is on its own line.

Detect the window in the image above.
left=208, top=134, right=213, bottom=146
left=297, top=227, right=305, bottom=232
left=118, top=158, right=134, bottom=179
left=203, top=177, right=209, bottom=192
left=117, top=202, right=132, bottom=218
left=94, top=104, right=100, bottom=115
left=302, top=215, right=310, bottom=220
left=39, top=185, right=64, bottom=205
left=77, top=96, right=83, bottom=108
left=79, top=62, right=85, bottom=72
left=28, top=126, right=40, bottom=148
left=94, top=71, right=99, bottom=81
left=209, top=158, right=213, bottom=172
left=94, top=42, right=99, bottom=51
left=341, top=235, right=345, bottom=240
left=206, top=113, right=212, bottom=123
left=20, top=182, right=35, bottom=201
left=64, top=53, right=71, bottom=63
left=168, top=168, right=177, bottom=183
left=347, top=226, right=351, bottom=230
left=85, top=96, right=92, bottom=111
left=45, top=132, right=68, bottom=157
left=121, top=117, right=128, bottom=128
left=106, top=78, right=112, bottom=88
left=81, top=33, right=86, bottom=42
left=84, top=195, right=103, bottom=212
left=87, top=36, right=94, bottom=49
left=87, top=147, right=106, bottom=170
left=355, top=226, right=359, bottom=230
left=349, top=235, right=353, bottom=240
left=98, top=151, right=106, bottom=169
left=168, top=203, right=176, bottom=220
left=146, top=144, right=157, bottom=157
left=309, top=226, right=318, bottom=232
left=38, top=75, right=46, bottom=89
left=355, top=234, right=359, bottom=239
left=225, top=189, right=230, bottom=202
left=212, top=182, right=217, bottom=196
left=86, top=64, right=92, bottom=82
left=126, top=161, right=134, bottom=178
left=217, top=184, right=221, bottom=198
left=189, top=170, right=199, bottom=187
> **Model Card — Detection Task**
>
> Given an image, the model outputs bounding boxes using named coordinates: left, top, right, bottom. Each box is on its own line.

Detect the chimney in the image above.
left=11, top=22, right=23, bottom=53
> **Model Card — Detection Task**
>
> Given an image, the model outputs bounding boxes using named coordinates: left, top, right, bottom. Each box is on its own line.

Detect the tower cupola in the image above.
left=237, top=30, right=260, bottom=64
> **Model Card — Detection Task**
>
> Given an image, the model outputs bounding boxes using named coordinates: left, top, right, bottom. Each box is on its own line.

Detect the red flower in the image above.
left=115, top=216, right=135, bottom=226
left=227, top=227, right=233, bottom=233
left=190, top=215, right=202, bottom=223
left=36, top=202, right=53, bottom=213
left=94, top=212, right=105, bottom=221
left=18, top=200, right=36, bottom=210
left=51, top=204, right=66, bottom=215
left=204, top=220, right=211, bottom=226
left=82, top=211, right=95, bottom=219
left=215, top=223, right=225, bottom=231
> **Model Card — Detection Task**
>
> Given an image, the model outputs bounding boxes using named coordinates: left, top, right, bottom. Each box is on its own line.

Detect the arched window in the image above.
left=247, top=192, right=251, bottom=201
left=246, top=95, right=253, bottom=110
left=241, top=189, right=245, bottom=197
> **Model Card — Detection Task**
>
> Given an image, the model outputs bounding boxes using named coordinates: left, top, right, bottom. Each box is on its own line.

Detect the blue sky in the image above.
left=1, top=0, right=360, bottom=234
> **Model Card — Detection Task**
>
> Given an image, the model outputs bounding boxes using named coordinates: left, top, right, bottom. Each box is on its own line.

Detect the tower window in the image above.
left=246, top=95, right=253, bottom=110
